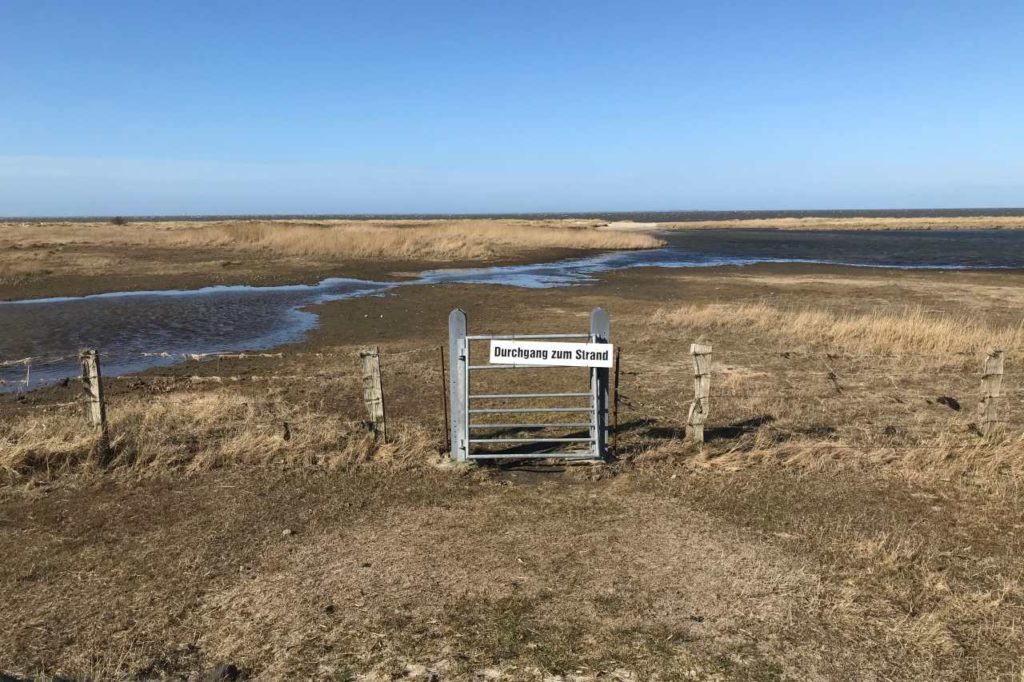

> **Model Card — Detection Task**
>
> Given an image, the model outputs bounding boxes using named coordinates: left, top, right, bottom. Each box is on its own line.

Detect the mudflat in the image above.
left=6, top=214, right=1024, bottom=300
left=0, top=218, right=662, bottom=300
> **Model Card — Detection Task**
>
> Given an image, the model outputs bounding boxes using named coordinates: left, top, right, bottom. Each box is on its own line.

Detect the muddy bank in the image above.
left=7, top=259, right=1019, bottom=412
left=0, top=245, right=612, bottom=301
left=300, top=261, right=1024, bottom=349
left=7, top=223, right=1024, bottom=303
left=8, top=226, right=1024, bottom=393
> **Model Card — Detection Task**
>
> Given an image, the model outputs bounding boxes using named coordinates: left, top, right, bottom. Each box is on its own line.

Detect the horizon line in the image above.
left=5, top=206, right=1024, bottom=222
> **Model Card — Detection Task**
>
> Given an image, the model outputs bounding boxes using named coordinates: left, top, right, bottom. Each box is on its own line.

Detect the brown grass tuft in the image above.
left=654, top=302, right=1024, bottom=355
left=178, top=220, right=663, bottom=260
left=0, top=389, right=435, bottom=482
left=0, top=218, right=663, bottom=264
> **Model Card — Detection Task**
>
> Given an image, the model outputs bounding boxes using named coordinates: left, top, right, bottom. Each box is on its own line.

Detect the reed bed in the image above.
left=183, top=220, right=663, bottom=260
left=654, top=302, right=1024, bottom=356
left=0, top=218, right=664, bottom=261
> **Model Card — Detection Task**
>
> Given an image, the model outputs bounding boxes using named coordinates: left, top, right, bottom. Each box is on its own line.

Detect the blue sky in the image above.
left=1, top=0, right=1022, bottom=216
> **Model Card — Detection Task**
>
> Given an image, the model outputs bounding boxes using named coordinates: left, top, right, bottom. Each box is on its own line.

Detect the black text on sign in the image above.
left=489, top=340, right=614, bottom=368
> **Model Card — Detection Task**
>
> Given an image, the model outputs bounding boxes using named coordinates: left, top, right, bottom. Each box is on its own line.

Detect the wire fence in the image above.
left=1, top=343, right=1018, bottom=454
left=0, top=346, right=443, bottom=389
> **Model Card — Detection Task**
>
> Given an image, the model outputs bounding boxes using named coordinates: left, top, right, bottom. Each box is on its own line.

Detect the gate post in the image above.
left=590, top=307, right=610, bottom=459
left=449, top=309, right=468, bottom=461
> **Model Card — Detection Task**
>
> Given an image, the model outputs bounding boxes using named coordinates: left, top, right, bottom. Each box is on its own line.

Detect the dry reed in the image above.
left=0, top=389, right=435, bottom=482
left=0, top=218, right=664, bottom=262
left=177, top=220, right=663, bottom=260
left=654, top=302, right=1024, bottom=356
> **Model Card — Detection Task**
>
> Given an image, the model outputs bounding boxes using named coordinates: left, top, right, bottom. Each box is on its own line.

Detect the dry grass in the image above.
left=182, top=220, right=663, bottom=260
left=2, top=267, right=1024, bottom=680
left=0, top=218, right=663, bottom=263
left=192, top=484, right=814, bottom=679
left=4, top=462, right=1022, bottom=680
left=4, top=281, right=1023, bottom=484
left=654, top=302, right=1024, bottom=356
left=0, top=218, right=663, bottom=297
left=0, top=388, right=435, bottom=483
left=635, top=466, right=1024, bottom=681
left=655, top=215, right=1024, bottom=231
left=612, top=298, right=1024, bottom=482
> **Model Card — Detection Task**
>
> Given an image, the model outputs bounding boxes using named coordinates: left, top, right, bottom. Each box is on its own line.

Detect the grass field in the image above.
left=0, top=218, right=663, bottom=299
left=2, top=259, right=1023, bottom=680
left=0, top=217, right=664, bottom=259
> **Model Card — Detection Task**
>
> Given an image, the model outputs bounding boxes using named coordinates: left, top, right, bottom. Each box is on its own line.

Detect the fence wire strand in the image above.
left=2, top=342, right=1019, bottom=448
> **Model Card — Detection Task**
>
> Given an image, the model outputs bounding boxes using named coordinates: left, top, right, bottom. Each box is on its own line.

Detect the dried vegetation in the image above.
left=654, top=302, right=1024, bottom=356
left=182, top=219, right=663, bottom=260
left=0, top=218, right=662, bottom=284
left=2, top=265, right=1024, bottom=680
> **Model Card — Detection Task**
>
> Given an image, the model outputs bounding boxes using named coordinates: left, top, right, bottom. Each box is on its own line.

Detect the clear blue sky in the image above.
left=2, top=0, right=1022, bottom=216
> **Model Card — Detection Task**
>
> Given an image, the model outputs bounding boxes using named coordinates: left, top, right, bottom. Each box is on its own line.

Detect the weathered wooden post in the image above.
left=79, top=349, right=110, bottom=454
left=590, top=307, right=611, bottom=459
left=978, top=348, right=1005, bottom=437
left=687, top=343, right=712, bottom=443
left=449, top=309, right=468, bottom=461
left=359, top=346, right=387, bottom=441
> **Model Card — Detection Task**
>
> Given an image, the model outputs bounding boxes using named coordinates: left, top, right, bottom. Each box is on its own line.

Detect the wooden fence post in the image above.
left=687, top=343, right=712, bottom=443
left=978, top=348, right=1005, bottom=437
left=79, top=349, right=110, bottom=454
left=359, top=346, right=387, bottom=441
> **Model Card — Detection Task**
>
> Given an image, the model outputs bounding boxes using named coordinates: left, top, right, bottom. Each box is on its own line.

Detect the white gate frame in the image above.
left=449, top=308, right=610, bottom=462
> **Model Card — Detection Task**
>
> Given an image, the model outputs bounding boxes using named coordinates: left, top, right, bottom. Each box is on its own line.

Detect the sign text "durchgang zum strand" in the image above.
left=488, top=340, right=614, bottom=368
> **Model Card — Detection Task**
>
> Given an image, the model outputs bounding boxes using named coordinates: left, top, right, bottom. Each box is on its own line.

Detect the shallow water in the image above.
left=659, top=229, right=1024, bottom=268
left=3, top=229, right=1022, bottom=390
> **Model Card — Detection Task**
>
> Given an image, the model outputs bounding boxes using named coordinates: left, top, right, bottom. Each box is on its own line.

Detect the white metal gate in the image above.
left=448, top=308, right=610, bottom=462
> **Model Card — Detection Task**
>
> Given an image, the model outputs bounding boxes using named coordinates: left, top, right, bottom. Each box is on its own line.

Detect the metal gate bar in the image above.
left=468, top=407, right=592, bottom=414
left=469, top=437, right=592, bottom=443
left=466, top=419, right=593, bottom=425
left=449, top=307, right=610, bottom=462
left=468, top=452, right=598, bottom=460
left=470, top=392, right=591, bottom=399
left=466, top=334, right=590, bottom=340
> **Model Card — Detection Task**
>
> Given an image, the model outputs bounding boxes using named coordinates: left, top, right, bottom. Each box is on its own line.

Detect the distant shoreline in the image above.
left=607, top=215, right=1024, bottom=231
left=4, top=207, right=1024, bottom=223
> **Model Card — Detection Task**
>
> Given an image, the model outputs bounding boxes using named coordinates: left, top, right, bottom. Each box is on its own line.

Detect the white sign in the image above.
left=489, top=340, right=614, bottom=368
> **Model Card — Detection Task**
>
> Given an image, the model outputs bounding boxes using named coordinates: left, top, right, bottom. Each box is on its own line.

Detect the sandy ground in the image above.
left=2, top=248, right=1024, bottom=679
